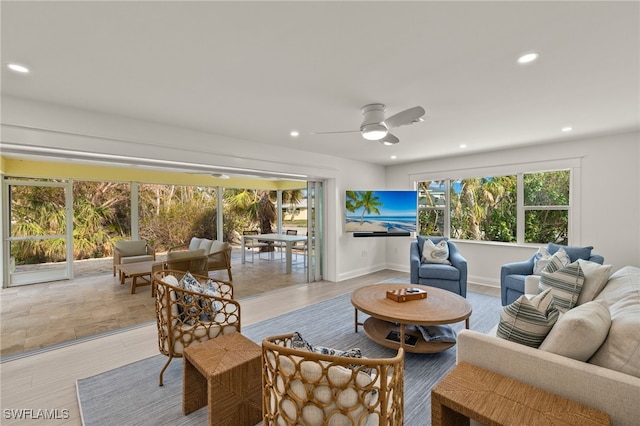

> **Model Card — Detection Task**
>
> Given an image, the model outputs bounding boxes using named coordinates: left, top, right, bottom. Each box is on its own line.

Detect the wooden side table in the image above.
left=183, top=332, right=262, bottom=426
left=432, top=362, right=610, bottom=426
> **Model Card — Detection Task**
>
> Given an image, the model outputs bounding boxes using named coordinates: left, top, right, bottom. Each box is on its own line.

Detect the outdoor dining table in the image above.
left=241, top=233, right=307, bottom=274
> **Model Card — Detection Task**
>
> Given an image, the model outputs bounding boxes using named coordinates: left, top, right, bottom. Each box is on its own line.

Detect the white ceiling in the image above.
left=2, top=1, right=639, bottom=167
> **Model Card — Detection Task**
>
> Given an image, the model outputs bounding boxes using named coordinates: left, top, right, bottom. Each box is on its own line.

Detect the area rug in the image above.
left=77, top=289, right=501, bottom=425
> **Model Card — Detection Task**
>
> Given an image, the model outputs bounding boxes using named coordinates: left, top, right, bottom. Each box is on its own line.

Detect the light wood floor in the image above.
left=0, top=268, right=411, bottom=425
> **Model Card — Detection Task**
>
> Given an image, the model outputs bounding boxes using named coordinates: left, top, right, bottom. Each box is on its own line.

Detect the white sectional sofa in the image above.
left=457, top=266, right=640, bottom=425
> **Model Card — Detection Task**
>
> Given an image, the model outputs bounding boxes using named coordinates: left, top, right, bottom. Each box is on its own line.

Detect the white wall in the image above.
left=384, top=131, right=640, bottom=288
left=3, top=97, right=638, bottom=286
left=1, top=97, right=387, bottom=283
left=333, top=166, right=389, bottom=281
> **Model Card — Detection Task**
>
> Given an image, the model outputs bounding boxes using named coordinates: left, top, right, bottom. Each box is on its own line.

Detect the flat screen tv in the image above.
left=345, top=190, right=418, bottom=236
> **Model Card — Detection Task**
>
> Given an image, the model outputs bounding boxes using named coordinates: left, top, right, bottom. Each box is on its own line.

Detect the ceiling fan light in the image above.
left=361, top=123, right=388, bottom=140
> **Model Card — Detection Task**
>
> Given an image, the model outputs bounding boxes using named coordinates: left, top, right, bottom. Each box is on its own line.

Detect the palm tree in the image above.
left=345, top=190, right=360, bottom=214
left=258, top=190, right=277, bottom=234
left=226, top=189, right=260, bottom=222
left=226, top=189, right=276, bottom=247
left=453, top=177, right=515, bottom=240
left=356, top=191, right=383, bottom=225
left=281, top=189, right=304, bottom=221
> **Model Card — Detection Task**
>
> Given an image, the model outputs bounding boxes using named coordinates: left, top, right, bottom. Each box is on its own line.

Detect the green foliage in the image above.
left=419, top=171, right=568, bottom=243
left=138, top=184, right=219, bottom=251
left=346, top=191, right=383, bottom=224
left=9, top=180, right=305, bottom=264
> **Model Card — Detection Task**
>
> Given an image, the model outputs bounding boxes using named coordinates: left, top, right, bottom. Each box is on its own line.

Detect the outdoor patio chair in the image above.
left=243, top=230, right=270, bottom=262
left=112, top=239, right=155, bottom=277
left=273, top=229, right=298, bottom=262
left=262, top=332, right=405, bottom=425
left=151, top=248, right=208, bottom=276
left=169, top=238, right=233, bottom=280
left=152, top=269, right=240, bottom=386
left=291, top=231, right=309, bottom=267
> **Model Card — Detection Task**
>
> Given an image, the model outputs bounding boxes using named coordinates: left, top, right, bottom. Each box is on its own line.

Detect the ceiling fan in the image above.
left=316, top=103, right=426, bottom=145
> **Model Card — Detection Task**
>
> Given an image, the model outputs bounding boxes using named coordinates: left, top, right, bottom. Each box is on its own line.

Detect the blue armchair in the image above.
left=410, top=237, right=468, bottom=297
left=500, top=243, right=604, bottom=306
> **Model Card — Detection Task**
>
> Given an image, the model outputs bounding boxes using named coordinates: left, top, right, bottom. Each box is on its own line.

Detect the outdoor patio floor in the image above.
left=0, top=245, right=308, bottom=358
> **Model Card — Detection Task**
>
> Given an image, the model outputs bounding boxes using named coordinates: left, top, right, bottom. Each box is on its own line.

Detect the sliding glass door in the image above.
left=306, top=180, right=323, bottom=282
left=3, top=178, right=73, bottom=286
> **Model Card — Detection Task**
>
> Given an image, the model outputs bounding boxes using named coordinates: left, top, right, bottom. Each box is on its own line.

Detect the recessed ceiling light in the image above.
left=459, top=144, right=467, bottom=149
left=517, top=52, right=539, bottom=64
left=561, top=126, right=573, bottom=132
left=390, top=155, right=397, bottom=160
left=7, top=63, right=30, bottom=73
left=290, top=130, right=299, bottom=137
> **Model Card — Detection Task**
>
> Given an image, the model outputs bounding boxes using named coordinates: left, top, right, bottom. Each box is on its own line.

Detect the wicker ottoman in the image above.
left=183, top=332, right=262, bottom=426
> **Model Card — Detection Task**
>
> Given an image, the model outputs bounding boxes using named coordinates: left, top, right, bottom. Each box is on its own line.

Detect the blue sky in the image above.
left=348, top=190, right=417, bottom=217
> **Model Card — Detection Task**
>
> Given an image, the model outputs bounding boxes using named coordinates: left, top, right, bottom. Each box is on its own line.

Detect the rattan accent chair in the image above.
left=262, top=333, right=405, bottom=425
left=153, top=269, right=241, bottom=386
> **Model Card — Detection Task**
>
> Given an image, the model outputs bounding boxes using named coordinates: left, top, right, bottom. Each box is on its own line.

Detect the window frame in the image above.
left=411, top=158, right=581, bottom=246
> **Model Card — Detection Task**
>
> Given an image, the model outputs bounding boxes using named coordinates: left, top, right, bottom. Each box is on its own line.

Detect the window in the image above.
left=523, top=170, right=570, bottom=245
left=417, top=181, right=447, bottom=236
left=417, top=169, right=570, bottom=244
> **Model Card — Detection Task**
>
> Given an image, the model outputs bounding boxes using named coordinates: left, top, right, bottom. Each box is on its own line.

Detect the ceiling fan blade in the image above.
left=313, top=130, right=360, bottom=135
left=383, top=106, right=425, bottom=129
left=379, top=133, right=399, bottom=145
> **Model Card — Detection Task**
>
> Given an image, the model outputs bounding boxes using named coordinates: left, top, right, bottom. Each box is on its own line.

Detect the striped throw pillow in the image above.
left=538, top=261, right=585, bottom=312
left=542, top=247, right=570, bottom=273
left=497, top=288, right=559, bottom=348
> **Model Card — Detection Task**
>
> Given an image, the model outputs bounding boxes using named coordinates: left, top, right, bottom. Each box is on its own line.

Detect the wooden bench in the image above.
left=432, top=361, right=610, bottom=426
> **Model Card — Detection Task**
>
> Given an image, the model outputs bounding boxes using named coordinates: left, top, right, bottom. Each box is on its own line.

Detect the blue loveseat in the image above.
left=410, top=236, right=468, bottom=297
left=500, top=243, right=604, bottom=305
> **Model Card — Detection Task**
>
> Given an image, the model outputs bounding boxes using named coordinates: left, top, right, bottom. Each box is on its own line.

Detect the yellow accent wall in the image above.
left=1, top=157, right=306, bottom=190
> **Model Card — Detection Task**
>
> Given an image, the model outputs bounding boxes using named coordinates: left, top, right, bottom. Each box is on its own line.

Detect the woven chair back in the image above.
left=262, top=333, right=404, bottom=425
left=152, top=269, right=240, bottom=385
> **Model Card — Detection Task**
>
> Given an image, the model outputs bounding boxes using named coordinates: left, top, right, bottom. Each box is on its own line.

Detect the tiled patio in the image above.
left=0, top=245, right=308, bottom=358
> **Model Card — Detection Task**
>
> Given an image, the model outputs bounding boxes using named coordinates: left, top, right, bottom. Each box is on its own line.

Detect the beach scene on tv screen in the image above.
left=345, top=190, right=417, bottom=233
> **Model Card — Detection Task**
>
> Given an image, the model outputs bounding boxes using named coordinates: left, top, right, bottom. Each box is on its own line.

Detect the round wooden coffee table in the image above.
left=351, top=283, right=472, bottom=353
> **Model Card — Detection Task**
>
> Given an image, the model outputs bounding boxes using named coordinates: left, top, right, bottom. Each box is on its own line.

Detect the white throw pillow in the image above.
left=588, top=294, right=640, bottom=378
left=421, top=239, right=451, bottom=265
left=533, top=246, right=553, bottom=274
left=198, top=238, right=214, bottom=254
left=539, top=299, right=611, bottom=361
left=161, top=274, right=180, bottom=287
left=497, top=288, right=559, bottom=348
left=188, top=237, right=202, bottom=251
left=576, top=259, right=612, bottom=305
